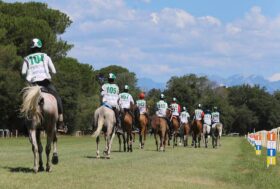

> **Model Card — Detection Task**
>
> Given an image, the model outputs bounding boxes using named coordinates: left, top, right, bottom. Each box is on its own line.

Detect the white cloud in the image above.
left=268, top=73, right=280, bottom=82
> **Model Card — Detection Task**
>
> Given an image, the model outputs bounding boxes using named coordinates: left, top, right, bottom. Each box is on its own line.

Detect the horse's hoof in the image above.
left=33, top=168, right=38, bottom=173
left=106, top=156, right=110, bottom=159
left=46, top=166, right=52, bottom=172
left=38, top=166, right=45, bottom=172
left=96, top=155, right=100, bottom=159
left=52, top=153, right=59, bottom=165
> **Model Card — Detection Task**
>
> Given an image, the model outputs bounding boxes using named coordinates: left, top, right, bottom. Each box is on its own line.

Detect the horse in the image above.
left=117, top=109, right=133, bottom=152
left=92, top=105, right=116, bottom=158
left=191, top=119, right=203, bottom=148
left=20, top=86, right=59, bottom=173
left=211, top=123, right=223, bottom=148
left=181, top=122, right=191, bottom=147
left=170, top=116, right=180, bottom=148
left=202, top=123, right=211, bottom=148
left=151, top=115, right=168, bottom=152
left=137, top=113, right=149, bottom=149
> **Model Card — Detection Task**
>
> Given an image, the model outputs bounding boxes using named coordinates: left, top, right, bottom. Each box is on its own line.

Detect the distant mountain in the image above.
left=208, top=74, right=280, bottom=93
left=137, top=78, right=165, bottom=91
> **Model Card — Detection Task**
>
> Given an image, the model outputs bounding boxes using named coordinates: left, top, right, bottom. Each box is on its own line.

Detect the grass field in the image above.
left=0, top=135, right=280, bottom=189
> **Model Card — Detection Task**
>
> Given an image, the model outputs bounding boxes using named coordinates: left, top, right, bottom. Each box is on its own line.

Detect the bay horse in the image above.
left=191, top=119, right=203, bottom=148
left=151, top=115, right=168, bottom=152
left=138, top=114, right=149, bottom=149
left=181, top=122, right=191, bottom=147
left=20, top=86, right=58, bottom=173
left=117, top=110, right=133, bottom=152
left=211, top=123, right=223, bottom=148
left=92, top=105, right=116, bottom=158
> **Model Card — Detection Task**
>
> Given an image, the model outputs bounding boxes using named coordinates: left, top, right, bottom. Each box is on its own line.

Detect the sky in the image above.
left=5, top=0, right=280, bottom=82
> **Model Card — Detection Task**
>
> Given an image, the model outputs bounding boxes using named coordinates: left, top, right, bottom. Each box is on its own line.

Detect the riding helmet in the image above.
left=31, top=38, right=42, bottom=48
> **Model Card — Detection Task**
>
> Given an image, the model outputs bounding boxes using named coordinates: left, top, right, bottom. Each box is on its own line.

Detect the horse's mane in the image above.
left=20, top=85, right=42, bottom=126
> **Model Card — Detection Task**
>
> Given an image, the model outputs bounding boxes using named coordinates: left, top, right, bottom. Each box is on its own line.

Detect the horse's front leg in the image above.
left=29, top=129, right=39, bottom=173
left=198, top=133, right=202, bottom=148
left=45, top=130, right=54, bottom=172
left=36, top=130, right=44, bottom=171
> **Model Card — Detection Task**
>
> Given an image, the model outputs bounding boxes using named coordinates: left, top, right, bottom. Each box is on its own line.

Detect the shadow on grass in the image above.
left=84, top=155, right=108, bottom=159
left=3, top=166, right=34, bottom=173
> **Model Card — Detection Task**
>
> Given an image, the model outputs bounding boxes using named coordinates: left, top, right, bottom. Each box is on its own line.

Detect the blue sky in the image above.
left=5, top=0, right=280, bottom=82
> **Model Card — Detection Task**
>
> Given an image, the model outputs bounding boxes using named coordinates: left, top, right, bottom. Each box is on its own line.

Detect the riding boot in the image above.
left=114, top=108, right=123, bottom=134
left=57, top=114, right=67, bottom=133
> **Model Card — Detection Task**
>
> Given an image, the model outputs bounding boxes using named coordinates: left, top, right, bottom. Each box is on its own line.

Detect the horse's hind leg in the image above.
left=52, top=132, right=59, bottom=165
left=96, top=136, right=100, bottom=158
left=29, top=129, right=39, bottom=173
left=117, top=133, right=122, bottom=152
left=36, top=130, right=44, bottom=171
left=46, top=130, right=54, bottom=172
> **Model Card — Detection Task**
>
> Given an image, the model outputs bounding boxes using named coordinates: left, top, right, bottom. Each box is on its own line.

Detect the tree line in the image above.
left=0, top=1, right=279, bottom=135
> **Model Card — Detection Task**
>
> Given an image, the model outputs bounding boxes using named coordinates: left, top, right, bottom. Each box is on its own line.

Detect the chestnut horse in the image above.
left=21, top=86, right=59, bottom=173
left=191, top=119, right=203, bottom=148
left=151, top=115, right=168, bottom=152
left=171, top=116, right=180, bottom=148
left=181, top=122, right=191, bottom=147
left=117, top=110, right=133, bottom=152
left=138, top=114, right=149, bottom=149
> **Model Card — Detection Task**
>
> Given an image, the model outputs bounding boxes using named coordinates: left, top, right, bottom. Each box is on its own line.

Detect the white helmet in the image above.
left=31, top=38, right=42, bottom=48
left=198, top=104, right=202, bottom=108
left=183, top=107, right=186, bottom=111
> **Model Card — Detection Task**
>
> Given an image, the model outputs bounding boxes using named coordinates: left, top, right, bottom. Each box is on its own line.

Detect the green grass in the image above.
left=0, top=135, right=279, bottom=189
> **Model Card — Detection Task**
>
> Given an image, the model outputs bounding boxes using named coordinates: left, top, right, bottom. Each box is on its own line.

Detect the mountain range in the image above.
left=137, top=74, right=280, bottom=93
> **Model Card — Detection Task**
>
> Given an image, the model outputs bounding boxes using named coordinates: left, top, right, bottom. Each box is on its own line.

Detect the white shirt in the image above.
left=180, top=111, right=190, bottom=123
left=212, top=112, right=220, bottom=123
left=156, top=100, right=168, bottom=117
left=22, top=53, right=56, bottom=82
left=101, top=83, right=119, bottom=107
left=136, top=99, right=147, bottom=114
left=204, top=113, right=212, bottom=125
left=119, top=92, right=134, bottom=109
left=194, top=109, right=204, bottom=121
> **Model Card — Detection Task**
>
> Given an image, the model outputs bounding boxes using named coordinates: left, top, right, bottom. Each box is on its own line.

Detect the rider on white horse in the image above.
left=21, top=38, right=65, bottom=131
left=203, top=109, right=212, bottom=134
left=101, top=73, right=122, bottom=132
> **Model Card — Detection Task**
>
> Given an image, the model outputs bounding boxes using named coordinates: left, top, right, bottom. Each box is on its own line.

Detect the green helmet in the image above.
left=172, top=97, right=177, bottom=102
left=213, top=106, right=218, bottom=111
left=124, top=85, right=129, bottom=90
left=31, top=38, right=42, bottom=48
left=108, top=73, right=116, bottom=80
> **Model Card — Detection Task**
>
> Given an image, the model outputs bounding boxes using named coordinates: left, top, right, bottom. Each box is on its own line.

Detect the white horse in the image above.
left=211, top=123, right=223, bottom=148
left=21, top=86, right=58, bottom=173
left=202, top=124, right=211, bottom=148
left=92, top=106, right=116, bottom=159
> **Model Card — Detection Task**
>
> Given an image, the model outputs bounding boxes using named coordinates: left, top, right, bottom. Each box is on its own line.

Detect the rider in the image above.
left=194, top=104, right=204, bottom=121
left=135, top=92, right=149, bottom=126
left=169, top=97, right=181, bottom=133
left=21, top=38, right=65, bottom=131
left=211, top=106, right=220, bottom=128
left=118, top=85, right=135, bottom=131
left=101, top=73, right=121, bottom=132
left=180, top=107, right=190, bottom=125
left=179, top=106, right=190, bottom=135
left=156, top=94, right=171, bottom=133
left=203, top=109, right=212, bottom=127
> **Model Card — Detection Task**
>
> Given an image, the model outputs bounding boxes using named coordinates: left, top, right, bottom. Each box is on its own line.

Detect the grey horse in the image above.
left=21, top=86, right=58, bottom=173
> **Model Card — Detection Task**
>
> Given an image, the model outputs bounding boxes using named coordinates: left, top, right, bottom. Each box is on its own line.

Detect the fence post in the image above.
left=255, top=133, right=262, bottom=155
left=267, top=132, right=277, bottom=167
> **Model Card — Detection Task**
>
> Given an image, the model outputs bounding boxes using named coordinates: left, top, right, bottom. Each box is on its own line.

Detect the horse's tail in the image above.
left=92, top=108, right=103, bottom=137
left=20, top=86, right=42, bottom=126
